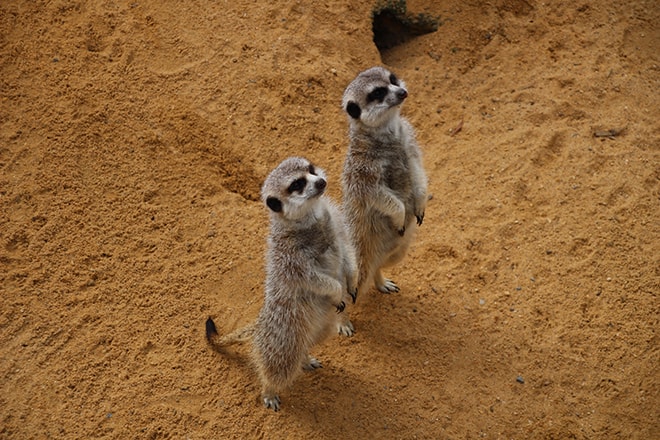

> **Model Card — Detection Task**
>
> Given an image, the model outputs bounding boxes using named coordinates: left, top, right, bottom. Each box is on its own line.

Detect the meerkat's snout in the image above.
left=391, top=88, right=408, bottom=108
left=315, top=177, right=327, bottom=193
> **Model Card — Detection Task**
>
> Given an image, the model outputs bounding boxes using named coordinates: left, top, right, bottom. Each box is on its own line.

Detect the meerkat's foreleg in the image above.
left=373, top=188, right=407, bottom=234
left=343, top=256, right=359, bottom=303
left=300, top=272, right=345, bottom=310
left=411, top=166, right=428, bottom=226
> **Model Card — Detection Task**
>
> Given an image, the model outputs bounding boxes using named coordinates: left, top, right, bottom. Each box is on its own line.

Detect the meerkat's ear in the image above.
left=266, top=197, right=282, bottom=213
left=346, top=101, right=361, bottom=119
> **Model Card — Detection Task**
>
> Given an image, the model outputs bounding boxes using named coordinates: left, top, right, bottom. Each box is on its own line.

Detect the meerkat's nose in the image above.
left=315, top=178, right=327, bottom=192
left=397, top=89, right=408, bottom=100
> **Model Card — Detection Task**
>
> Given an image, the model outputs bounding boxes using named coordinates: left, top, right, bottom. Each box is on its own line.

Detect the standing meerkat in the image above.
left=206, top=157, right=357, bottom=412
left=341, top=66, right=428, bottom=300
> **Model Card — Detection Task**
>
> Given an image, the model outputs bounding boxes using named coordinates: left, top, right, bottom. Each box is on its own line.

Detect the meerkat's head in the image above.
left=261, top=157, right=328, bottom=221
left=342, top=66, right=408, bottom=129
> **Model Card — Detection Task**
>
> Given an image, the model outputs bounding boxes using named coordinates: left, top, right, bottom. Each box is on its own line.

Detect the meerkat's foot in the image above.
left=375, top=270, right=400, bottom=293
left=337, top=319, right=355, bottom=337
left=303, top=356, right=323, bottom=370
left=377, top=279, right=400, bottom=294
left=263, top=394, right=281, bottom=412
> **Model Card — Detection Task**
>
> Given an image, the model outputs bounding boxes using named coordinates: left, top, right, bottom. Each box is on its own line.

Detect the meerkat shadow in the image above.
left=206, top=345, right=255, bottom=381
left=285, top=367, right=395, bottom=432
left=353, top=281, right=452, bottom=357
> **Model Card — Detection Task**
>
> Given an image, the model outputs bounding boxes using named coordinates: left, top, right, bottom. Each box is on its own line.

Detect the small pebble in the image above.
left=479, top=298, right=485, bottom=305
left=516, top=376, right=525, bottom=384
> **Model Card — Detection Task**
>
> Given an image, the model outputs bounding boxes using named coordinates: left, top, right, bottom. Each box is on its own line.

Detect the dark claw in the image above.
left=336, top=301, right=346, bottom=313
left=416, top=213, right=424, bottom=226
left=349, top=288, right=358, bottom=304
left=264, top=395, right=281, bottom=412
left=397, top=226, right=405, bottom=236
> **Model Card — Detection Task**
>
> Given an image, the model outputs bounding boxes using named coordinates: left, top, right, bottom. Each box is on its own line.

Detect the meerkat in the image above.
left=341, top=66, right=428, bottom=300
left=206, top=156, right=358, bottom=412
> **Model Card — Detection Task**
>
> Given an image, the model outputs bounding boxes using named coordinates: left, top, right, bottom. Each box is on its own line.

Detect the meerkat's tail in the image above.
left=205, top=317, right=255, bottom=348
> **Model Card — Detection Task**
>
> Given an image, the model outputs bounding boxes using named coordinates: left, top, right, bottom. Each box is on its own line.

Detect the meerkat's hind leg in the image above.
left=375, top=269, right=400, bottom=293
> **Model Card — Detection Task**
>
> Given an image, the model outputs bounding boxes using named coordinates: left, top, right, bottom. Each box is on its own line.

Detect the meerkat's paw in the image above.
left=337, top=319, right=355, bottom=337
left=345, top=272, right=359, bottom=303
left=391, top=208, right=406, bottom=236
left=415, top=191, right=427, bottom=225
left=375, top=270, right=400, bottom=293
left=263, top=394, right=281, bottom=412
left=335, top=300, right=346, bottom=313
left=348, top=287, right=358, bottom=304
left=415, top=199, right=426, bottom=226
left=303, top=356, right=323, bottom=370
left=378, top=279, right=400, bottom=294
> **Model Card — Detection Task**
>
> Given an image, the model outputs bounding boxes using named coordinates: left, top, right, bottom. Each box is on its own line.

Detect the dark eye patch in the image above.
left=367, top=87, right=388, bottom=103
left=308, top=164, right=316, bottom=175
left=389, top=73, right=399, bottom=85
left=287, top=177, right=306, bottom=193
left=266, top=197, right=282, bottom=213
left=346, top=101, right=361, bottom=119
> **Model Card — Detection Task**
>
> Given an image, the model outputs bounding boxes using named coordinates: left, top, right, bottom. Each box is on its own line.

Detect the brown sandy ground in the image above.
left=1, top=0, right=658, bottom=438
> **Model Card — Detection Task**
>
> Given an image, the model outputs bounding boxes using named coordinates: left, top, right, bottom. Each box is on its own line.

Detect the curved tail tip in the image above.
left=205, top=317, right=218, bottom=340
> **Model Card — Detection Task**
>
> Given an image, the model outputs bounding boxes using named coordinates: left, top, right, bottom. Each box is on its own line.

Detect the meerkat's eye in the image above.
left=367, top=87, right=388, bottom=103
left=287, top=177, right=306, bottom=193
left=389, top=73, right=399, bottom=85
left=308, top=164, right=316, bottom=175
